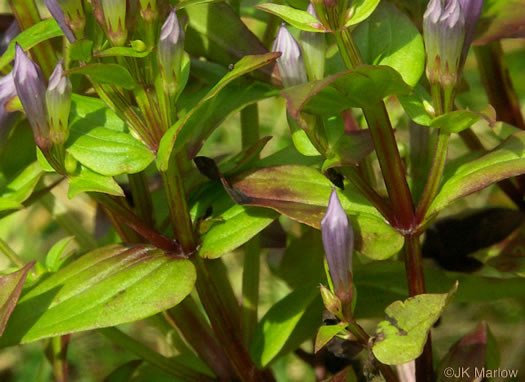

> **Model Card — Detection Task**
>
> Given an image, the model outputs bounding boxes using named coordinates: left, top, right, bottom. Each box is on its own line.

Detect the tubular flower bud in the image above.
left=458, top=0, right=483, bottom=65
left=13, top=45, right=50, bottom=151
left=321, top=190, right=353, bottom=304
left=320, top=284, right=343, bottom=317
left=300, top=4, right=326, bottom=81
left=43, top=0, right=77, bottom=43
left=100, top=0, right=128, bottom=46
left=272, top=24, right=308, bottom=87
left=424, top=0, right=466, bottom=89
left=0, top=21, right=20, bottom=55
left=46, top=60, right=72, bottom=146
left=139, top=0, right=158, bottom=23
left=0, top=73, right=17, bottom=138
left=158, top=9, right=184, bottom=95
left=57, top=0, right=86, bottom=38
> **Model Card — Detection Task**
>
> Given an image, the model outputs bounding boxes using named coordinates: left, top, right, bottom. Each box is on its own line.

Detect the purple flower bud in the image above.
left=100, top=0, right=128, bottom=46
left=321, top=190, right=353, bottom=302
left=424, top=0, right=466, bottom=88
left=13, top=45, right=50, bottom=151
left=0, top=21, right=20, bottom=55
left=43, top=0, right=77, bottom=43
left=440, top=0, right=465, bottom=88
left=158, top=9, right=184, bottom=95
left=272, top=24, right=308, bottom=87
left=458, top=0, right=483, bottom=65
left=46, top=60, right=72, bottom=146
left=0, top=73, right=17, bottom=141
left=300, top=4, right=326, bottom=81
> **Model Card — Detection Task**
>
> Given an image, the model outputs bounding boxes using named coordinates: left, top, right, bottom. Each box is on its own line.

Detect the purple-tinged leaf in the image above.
left=0, top=262, right=35, bottom=336
left=436, top=322, right=488, bottom=382
left=0, top=245, right=195, bottom=346
left=282, top=65, right=412, bottom=118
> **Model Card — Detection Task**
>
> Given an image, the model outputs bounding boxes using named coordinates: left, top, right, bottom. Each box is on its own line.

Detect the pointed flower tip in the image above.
left=272, top=24, right=308, bottom=87
left=321, top=189, right=353, bottom=299
left=48, top=60, right=67, bottom=92
left=160, top=9, right=183, bottom=44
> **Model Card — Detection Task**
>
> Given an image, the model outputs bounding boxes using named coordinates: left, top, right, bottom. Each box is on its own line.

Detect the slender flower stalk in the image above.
left=321, top=190, right=353, bottom=306
left=272, top=24, right=308, bottom=87
left=46, top=60, right=72, bottom=147
left=43, top=0, right=77, bottom=43
left=13, top=44, right=50, bottom=151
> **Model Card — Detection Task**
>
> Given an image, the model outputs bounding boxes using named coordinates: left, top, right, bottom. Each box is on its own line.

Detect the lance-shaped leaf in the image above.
left=430, top=107, right=496, bottom=134
left=345, top=0, right=382, bottom=27
left=282, top=65, right=411, bottom=118
left=0, top=245, right=196, bottom=346
left=226, top=165, right=404, bottom=260
left=315, top=323, right=348, bottom=353
left=0, top=19, right=63, bottom=71
left=322, top=130, right=374, bottom=171
left=0, top=262, right=35, bottom=336
left=66, top=64, right=136, bottom=90
left=256, top=4, right=326, bottom=32
left=436, top=322, right=489, bottom=381
left=67, top=165, right=124, bottom=198
left=157, top=53, right=279, bottom=170
left=372, top=283, right=458, bottom=365
left=426, top=131, right=525, bottom=220
left=0, top=161, right=44, bottom=212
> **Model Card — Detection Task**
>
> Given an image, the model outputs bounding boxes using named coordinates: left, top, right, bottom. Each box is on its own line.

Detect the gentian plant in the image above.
left=0, top=0, right=524, bottom=381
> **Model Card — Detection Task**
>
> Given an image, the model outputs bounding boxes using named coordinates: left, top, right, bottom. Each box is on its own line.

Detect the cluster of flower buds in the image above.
left=158, top=9, right=185, bottom=96
left=44, top=0, right=86, bottom=42
left=272, top=24, right=308, bottom=87
left=424, top=0, right=483, bottom=89
left=13, top=45, right=72, bottom=171
left=321, top=190, right=354, bottom=313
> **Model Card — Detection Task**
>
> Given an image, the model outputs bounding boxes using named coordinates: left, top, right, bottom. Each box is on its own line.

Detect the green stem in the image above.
left=194, top=256, right=275, bottom=382
left=167, top=298, right=236, bottom=380
left=98, top=327, right=214, bottom=382
left=46, top=335, right=70, bottom=382
left=161, top=154, right=196, bottom=254
left=416, top=131, right=450, bottom=221
left=128, top=172, right=155, bottom=227
left=0, top=236, right=26, bottom=268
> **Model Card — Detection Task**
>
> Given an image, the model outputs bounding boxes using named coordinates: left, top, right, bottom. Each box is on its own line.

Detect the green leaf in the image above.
left=66, top=122, right=154, bottom=177
left=314, top=323, right=348, bottom=353
left=345, top=0, right=381, bottom=27
left=0, top=262, right=35, bottom=336
left=104, top=360, right=143, bottom=382
left=71, top=94, right=126, bottom=132
left=282, top=66, right=412, bottom=118
left=250, top=283, right=318, bottom=367
left=430, top=108, right=496, bottom=134
left=398, top=85, right=434, bottom=126
left=322, top=130, right=374, bottom=171
left=94, top=44, right=152, bottom=58
left=427, top=131, right=525, bottom=219
left=228, top=165, right=404, bottom=259
left=69, top=39, right=94, bottom=61
left=0, top=245, right=196, bottom=346
left=66, top=64, right=136, bottom=90
left=45, top=237, right=76, bottom=272
left=0, top=162, right=44, bottom=211
left=199, top=205, right=278, bottom=259
left=372, top=283, right=457, bottom=365
left=157, top=53, right=279, bottom=170
left=0, top=19, right=63, bottom=70
left=256, top=4, right=326, bottom=32
left=176, top=0, right=220, bottom=8
left=353, top=1, right=425, bottom=87
left=67, top=165, right=124, bottom=198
